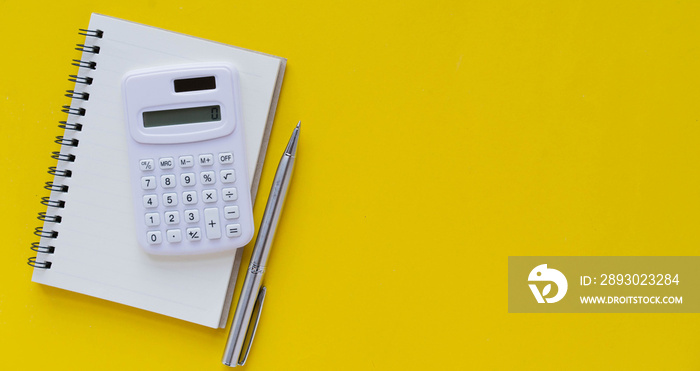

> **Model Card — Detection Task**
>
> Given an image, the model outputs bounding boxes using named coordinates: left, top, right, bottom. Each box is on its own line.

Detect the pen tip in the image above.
left=284, top=122, right=300, bottom=157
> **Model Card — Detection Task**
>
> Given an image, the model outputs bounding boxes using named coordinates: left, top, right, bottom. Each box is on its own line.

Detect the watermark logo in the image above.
left=528, top=264, right=568, bottom=303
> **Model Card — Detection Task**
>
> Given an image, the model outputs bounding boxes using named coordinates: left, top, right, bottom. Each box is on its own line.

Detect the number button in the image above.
left=203, top=189, right=218, bottom=203
left=145, top=212, right=160, bottom=226
left=199, top=154, right=214, bottom=166
left=226, top=224, right=242, bottom=237
left=163, top=192, right=178, bottom=206
left=164, top=211, right=180, bottom=225
left=139, top=159, right=154, bottom=171
left=222, top=187, right=238, bottom=201
left=161, top=174, right=176, bottom=188
left=183, top=191, right=197, bottom=205
left=159, top=157, right=174, bottom=169
left=166, top=229, right=182, bottom=243
left=141, top=176, right=156, bottom=190
left=143, top=194, right=158, bottom=208
left=201, top=171, right=216, bottom=185
left=220, top=170, right=235, bottom=183
left=179, top=155, right=194, bottom=168
left=186, top=228, right=202, bottom=241
left=147, top=231, right=162, bottom=245
left=181, top=173, right=196, bottom=187
left=219, top=152, right=233, bottom=164
left=184, top=209, right=200, bottom=223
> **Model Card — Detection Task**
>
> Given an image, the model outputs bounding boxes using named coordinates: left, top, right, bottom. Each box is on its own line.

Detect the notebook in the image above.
left=28, top=13, right=286, bottom=328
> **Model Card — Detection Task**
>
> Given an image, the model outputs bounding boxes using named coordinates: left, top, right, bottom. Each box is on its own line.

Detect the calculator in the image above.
left=122, top=63, right=254, bottom=255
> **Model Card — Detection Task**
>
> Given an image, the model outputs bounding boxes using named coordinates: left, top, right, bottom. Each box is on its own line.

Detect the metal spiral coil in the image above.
left=30, top=27, right=104, bottom=271
left=38, top=212, right=62, bottom=223
left=71, top=59, right=97, bottom=70
left=58, top=121, right=82, bottom=131
left=27, top=257, right=52, bottom=269
left=51, top=151, right=76, bottom=162
left=61, top=105, right=86, bottom=116
left=78, top=28, right=103, bottom=38
left=65, top=90, right=89, bottom=100
left=48, top=167, right=72, bottom=177
left=55, top=136, right=79, bottom=147
left=75, top=44, right=100, bottom=54
left=41, top=197, right=65, bottom=208
left=44, top=182, right=69, bottom=193
left=68, top=75, right=93, bottom=85
left=34, top=227, right=58, bottom=238
left=31, top=242, right=55, bottom=254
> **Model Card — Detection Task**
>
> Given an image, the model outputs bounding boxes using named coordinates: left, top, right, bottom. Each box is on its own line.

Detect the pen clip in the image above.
left=238, top=286, right=267, bottom=366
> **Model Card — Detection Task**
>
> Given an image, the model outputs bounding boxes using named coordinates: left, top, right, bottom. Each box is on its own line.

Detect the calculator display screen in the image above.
left=143, top=105, right=221, bottom=128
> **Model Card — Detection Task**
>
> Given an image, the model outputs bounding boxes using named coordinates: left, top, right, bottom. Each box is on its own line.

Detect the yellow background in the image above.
left=2, top=1, right=700, bottom=369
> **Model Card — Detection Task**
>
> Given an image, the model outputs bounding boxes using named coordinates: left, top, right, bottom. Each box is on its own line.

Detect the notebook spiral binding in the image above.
left=28, top=27, right=103, bottom=270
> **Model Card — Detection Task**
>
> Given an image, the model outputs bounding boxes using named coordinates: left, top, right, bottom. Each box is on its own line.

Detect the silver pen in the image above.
left=222, top=122, right=300, bottom=367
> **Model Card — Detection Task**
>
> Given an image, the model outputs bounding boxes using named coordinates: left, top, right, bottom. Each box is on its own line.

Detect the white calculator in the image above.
left=122, top=63, right=254, bottom=255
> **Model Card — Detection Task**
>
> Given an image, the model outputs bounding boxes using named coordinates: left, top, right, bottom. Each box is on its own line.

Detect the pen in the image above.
left=222, top=122, right=300, bottom=367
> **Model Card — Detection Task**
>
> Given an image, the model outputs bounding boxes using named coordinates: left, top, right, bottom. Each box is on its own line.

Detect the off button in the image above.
left=219, top=152, right=233, bottom=164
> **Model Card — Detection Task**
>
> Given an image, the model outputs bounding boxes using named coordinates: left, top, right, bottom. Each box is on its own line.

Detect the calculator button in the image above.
left=220, top=170, right=235, bottom=183
left=199, top=154, right=214, bottom=166
left=159, top=157, right=174, bottom=169
left=166, top=229, right=182, bottom=243
left=184, top=209, right=200, bottom=223
left=161, top=174, right=176, bottom=188
left=182, top=191, right=197, bottom=205
left=224, top=206, right=239, bottom=219
left=219, top=152, right=234, bottom=164
left=145, top=213, right=160, bottom=226
left=179, top=155, right=194, bottom=168
left=143, top=194, right=158, bottom=208
left=164, top=211, right=180, bottom=225
left=202, top=189, right=218, bottom=203
left=141, top=176, right=156, bottom=190
left=163, top=192, right=178, bottom=206
left=147, top=231, right=162, bottom=245
left=201, top=171, right=216, bottom=185
left=186, top=228, right=202, bottom=241
left=226, top=224, right=242, bottom=237
left=222, top=187, right=238, bottom=201
left=139, top=159, right=155, bottom=171
left=204, top=208, right=222, bottom=239
left=181, top=173, right=196, bottom=186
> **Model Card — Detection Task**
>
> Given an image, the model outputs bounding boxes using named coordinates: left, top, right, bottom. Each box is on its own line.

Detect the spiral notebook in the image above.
left=28, top=14, right=286, bottom=328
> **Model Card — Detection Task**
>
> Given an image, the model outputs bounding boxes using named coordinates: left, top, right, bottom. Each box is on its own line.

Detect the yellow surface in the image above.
left=2, top=1, right=700, bottom=370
